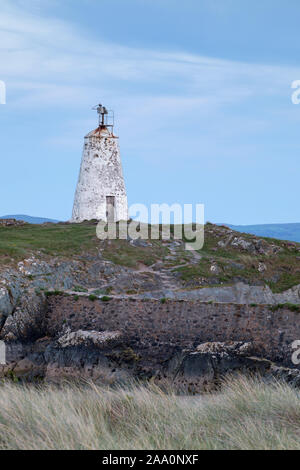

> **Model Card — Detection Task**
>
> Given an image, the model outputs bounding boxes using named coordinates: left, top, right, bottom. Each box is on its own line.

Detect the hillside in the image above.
left=0, top=215, right=60, bottom=224
left=0, top=221, right=299, bottom=384
left=0, top=221, right=299, bottom=296
left=2, top=216, right=300, bottom=241
left=225, top=223, right=300, bottom=243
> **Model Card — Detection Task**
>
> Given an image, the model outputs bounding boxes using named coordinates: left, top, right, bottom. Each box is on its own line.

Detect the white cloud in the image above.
left=1, top=0, right=299, bottom=109
left=1, top=0, right=299, bottom=163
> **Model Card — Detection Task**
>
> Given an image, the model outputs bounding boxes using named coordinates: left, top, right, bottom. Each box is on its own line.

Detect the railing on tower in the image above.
left=92, top=104, right=115, bottom=132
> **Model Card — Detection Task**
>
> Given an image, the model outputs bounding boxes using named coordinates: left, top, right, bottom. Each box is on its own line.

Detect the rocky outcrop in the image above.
left=1, top=337, right=300, bottom=390
left=0, top=222, right=299, bottom=385
left=227, top=236, right=282, bottom=255
left=166, top=341, right=300, bottom=392
left=57, top=328, right=122, bottom=349
left=0, top=286, right=13, bottom=328
left=1, top=293, right=300, bottom=371
left=153, top=282, right=300, bottom=304
left=1, top=290, right=47, bottom=342
left=0, top=219, right=26, bottom=227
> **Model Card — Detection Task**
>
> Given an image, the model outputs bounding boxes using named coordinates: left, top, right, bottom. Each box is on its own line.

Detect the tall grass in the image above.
left=0, top=376, right=299, bottom=450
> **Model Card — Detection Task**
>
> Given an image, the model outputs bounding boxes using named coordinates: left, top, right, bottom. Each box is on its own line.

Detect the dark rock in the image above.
left=166, top=341, right=300, bottom=392
left=0, top=219, right=27, bottom=227
left=1, top=291, right=47, bottom=343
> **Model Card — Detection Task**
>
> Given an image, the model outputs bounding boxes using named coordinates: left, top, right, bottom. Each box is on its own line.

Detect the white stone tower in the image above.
left=71, top=104, right=128, bottom=223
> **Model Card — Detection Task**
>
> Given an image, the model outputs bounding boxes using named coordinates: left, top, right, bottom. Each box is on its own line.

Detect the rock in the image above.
left=269, top=364, right=300, bottom=387
left=1, top=291, right=47, bottom=342
left=166, top=341, right=300, bottom=392
left=0, top=219, right=26, bottom=227
left=0, top=286, right=13, bottom=327
left=195, top=341, right=254, bottom=355
left=217, top=234, right=234, bottom=248
left=255, top=239, right=282, bottom=256
left=258, top=262, right=267, bottom=273
left=130, top=239, right=152, bottom=248
left=229, top=236, right=282, bottom=256
left=57, top=328, right=123, bottom=349
left=228, top=261, right=245, bottom=270
left=13, top=358, right=38, bottom=377
left=210, top=264, right=220, bottom=274
left=156, top=282, right=300, bottom=304
left=231, top=237, right=254, bottom=252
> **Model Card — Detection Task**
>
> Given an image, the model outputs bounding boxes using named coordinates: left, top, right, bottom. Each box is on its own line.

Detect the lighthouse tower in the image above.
left=71, top=104, right=128, bottom=223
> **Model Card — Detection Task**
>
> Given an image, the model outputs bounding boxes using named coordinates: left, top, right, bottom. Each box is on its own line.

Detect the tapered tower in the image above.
left=71, top=104, right=128, bottom=223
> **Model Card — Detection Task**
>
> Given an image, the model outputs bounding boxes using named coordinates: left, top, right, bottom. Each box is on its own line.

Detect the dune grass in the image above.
left=0, top=376, right=299, bottom=450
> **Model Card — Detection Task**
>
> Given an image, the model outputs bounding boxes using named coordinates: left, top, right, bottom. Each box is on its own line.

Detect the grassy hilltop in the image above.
left=0, top=221, right=299, bottom=294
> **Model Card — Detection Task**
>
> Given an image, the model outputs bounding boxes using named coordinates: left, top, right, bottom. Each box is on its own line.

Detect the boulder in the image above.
left=0, top=286, right=13, bottom=328
left=0, top=219, right=26, bottom=227
left=57, top=328, right=123, bottom=349
left=0, top=291, right=47, bottom=342
left=166, top=341, right=300, bottom=393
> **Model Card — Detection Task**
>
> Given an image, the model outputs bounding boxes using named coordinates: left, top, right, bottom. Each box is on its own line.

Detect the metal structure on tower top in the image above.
left=92, top=104, right=115, bottom=131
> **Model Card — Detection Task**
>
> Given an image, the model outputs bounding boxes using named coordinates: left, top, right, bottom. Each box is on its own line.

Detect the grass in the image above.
left=0, top=376, right=300, bottom=450
left=45, top=290, right=64, bottom=297
left=73, top=285, right=88, bottom=293
left=267, top=272, right=300, bottom=294
left=101, top=239, right=167, bottom=268
left=0, top=223, right=97, bottom=261
left=88, top=294, right=98, bottom=302
left=174, top=232, right=300, bottom=293
left=270, top=303, right=300, bottom=313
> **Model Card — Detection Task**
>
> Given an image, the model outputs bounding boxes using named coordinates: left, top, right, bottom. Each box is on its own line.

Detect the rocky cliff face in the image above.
left=0, top=222, right=299, bottom=386
left=0, top=292, right=300, bottom=386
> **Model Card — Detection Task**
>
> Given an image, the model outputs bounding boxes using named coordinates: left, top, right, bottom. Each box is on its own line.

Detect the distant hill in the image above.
left=0, top=215, right=60, bottom=224
left=1, top=216, right=299, bottom=242
left=223, top=223, right=300, bottom=243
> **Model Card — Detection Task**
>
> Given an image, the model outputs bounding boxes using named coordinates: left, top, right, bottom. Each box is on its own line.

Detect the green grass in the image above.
left=88, top=294, right=98, bottom=302
left=270, top=303, right=300, bottom=313
left=0, top=376, right=300, bottom=450
left=73, top=285, right=88, bottom=293
left=267, top=273, right=300, bottom=294
left=45, top=290, right=64, bottom=297
left=0, top=223, right=97, bottom=261
left=101, top=239, right=167, bottom=268
left=173, top=258, right=212, bottom=281
left=101, top=296, right=112, bottom=302
left=173, top=228, right=300, bottom=292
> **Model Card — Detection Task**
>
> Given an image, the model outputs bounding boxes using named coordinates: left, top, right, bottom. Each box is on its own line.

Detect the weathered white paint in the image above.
left=71, top=126, right=128, bottom=222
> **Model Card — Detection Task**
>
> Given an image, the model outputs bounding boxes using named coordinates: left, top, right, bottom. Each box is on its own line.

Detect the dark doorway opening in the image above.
left=106, top=196, right=116, bottom=222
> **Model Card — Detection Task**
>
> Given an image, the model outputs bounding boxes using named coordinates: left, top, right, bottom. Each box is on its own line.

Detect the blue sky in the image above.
left=0, top=0, right=299, bottom=223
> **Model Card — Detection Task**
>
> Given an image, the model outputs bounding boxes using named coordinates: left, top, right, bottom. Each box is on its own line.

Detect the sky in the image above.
left=0, top=0, right=299, bottom=224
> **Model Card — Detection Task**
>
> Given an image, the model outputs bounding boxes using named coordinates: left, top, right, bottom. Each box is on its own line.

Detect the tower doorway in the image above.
left=106, top=196, right=116, bottom=222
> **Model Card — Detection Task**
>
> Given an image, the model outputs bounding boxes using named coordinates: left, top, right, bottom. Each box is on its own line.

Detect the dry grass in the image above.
left=0, top=376, right=300, bottom=450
